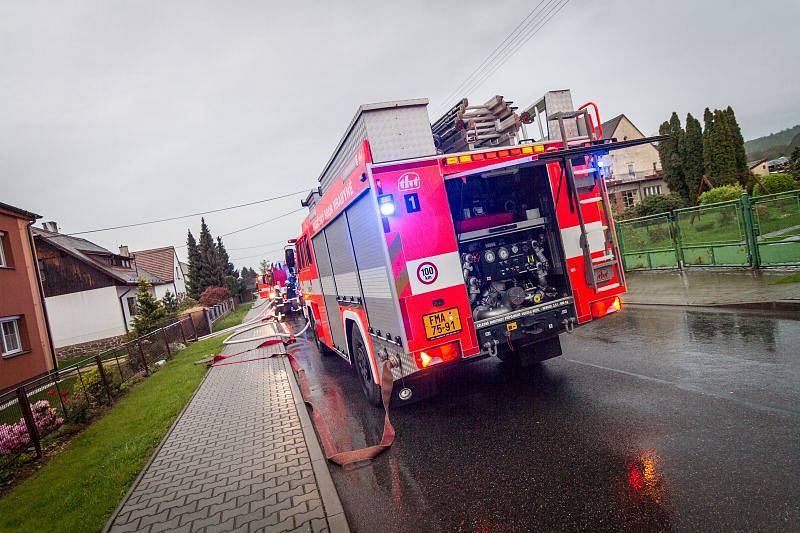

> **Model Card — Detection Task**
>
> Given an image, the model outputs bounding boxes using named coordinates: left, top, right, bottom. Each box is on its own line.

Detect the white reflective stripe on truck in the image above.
left=560, top=221, right=606, bottom=259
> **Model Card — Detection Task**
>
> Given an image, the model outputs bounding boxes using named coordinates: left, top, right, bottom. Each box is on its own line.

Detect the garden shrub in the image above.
left=177, top=296, right=199, bottom=311
left=752, top=173, right=799, bottom=196
left=699, top=184, right=745, bottom=205
left=0, top=401, right=64, bottom=456
left=633, top=193, right=687, bottom=217
left=73, top=367, right=122, bottom=403
left=199, top=286, right=230, bottom=306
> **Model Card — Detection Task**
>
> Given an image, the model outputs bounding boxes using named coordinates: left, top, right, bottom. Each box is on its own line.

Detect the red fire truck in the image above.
left=293, top=91, right=663, bottom=405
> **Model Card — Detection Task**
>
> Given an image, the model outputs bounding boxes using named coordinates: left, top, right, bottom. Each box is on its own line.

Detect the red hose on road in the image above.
left=209, top=335, right=396, bottom=466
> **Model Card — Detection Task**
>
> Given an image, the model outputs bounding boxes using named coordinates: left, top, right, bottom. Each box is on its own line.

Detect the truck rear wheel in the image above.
left=351, top=328, right=381, bottom=406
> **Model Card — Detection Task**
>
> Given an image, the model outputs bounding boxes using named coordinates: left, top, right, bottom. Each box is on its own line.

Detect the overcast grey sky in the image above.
left=2, top=0, right=798, bottom=270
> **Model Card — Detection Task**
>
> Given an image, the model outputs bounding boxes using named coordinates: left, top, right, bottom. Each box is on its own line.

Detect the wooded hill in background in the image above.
left=745, top=124, right=800, bottom=161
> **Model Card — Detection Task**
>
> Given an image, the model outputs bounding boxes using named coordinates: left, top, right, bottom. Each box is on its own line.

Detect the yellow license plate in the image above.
left=423, top=307, right=462, bottom=340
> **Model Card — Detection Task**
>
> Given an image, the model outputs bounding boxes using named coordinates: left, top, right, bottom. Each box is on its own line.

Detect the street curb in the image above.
left=102, top=361, right=212, bottom=533
left=625, top=300, right=800, bottom=312
left=283, top=356, right=351, bottom=533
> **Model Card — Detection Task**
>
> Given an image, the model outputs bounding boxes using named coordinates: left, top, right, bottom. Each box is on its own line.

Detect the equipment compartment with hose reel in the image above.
left=446, top=164, right=576, bottom=364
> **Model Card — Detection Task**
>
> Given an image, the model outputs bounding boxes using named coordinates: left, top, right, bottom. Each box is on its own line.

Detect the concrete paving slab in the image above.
left=106, top=306, right=348, bottom=533
left=623, top=269, right=800, bottom=307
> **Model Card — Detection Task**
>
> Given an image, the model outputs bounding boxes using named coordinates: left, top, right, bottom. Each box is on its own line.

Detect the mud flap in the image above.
left=519, top=335, right=562, bottom=366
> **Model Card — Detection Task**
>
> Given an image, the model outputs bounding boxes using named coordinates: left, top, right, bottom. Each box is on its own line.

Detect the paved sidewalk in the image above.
left=624, top=269, right=800, bottom=307
left=106, top=308, right=348, bottom=533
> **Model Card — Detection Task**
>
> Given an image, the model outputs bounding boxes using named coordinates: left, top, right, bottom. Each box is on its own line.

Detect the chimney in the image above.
left=42, top=221, right=59, bottom=233
left=119, top=245, right=129, bottom=257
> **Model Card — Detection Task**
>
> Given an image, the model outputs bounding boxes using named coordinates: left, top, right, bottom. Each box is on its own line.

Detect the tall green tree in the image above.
left=185, top=230, right=201, bottom=299
left=161, top=290, right=178, bottom=315
left=132, top=277, right=165, bottom=335
left=683, top=113, right=705, bottom=203
left=216, top=236, right=235, bottom=278
left=711, top=109, right=738, bottom=185
left=657, top=113, right=689, bottom=201
left=197, top=218, right=220, bottom=293
left=725, top=106, right=748, bottom=182
left=702, top=108, right=717, bottom=180
left=789, top=146, right=800, bottom=181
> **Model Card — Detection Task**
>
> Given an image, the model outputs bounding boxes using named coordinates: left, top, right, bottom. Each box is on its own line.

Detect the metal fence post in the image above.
left=741, top=192, right=760, bottom=269
left=189, top=315, right=198, bottom=341
left=94, top=355, right=113, bottom=405
left=17, top=387, right=42, bottom=458
left=138, top=339, right=149, bottom=376
left=163, top=327, right=171, bottom=358
left=178, top=318, right=187, bottom=346
left=669, top=210, right=684, bottom=269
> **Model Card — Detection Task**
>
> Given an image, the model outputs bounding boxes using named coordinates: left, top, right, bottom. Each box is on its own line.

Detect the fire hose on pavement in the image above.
left=205, top=306, right=395, bottom=467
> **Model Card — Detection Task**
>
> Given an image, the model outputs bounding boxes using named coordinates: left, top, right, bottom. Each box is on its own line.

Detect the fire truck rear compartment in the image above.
left=445, top=163, right=574, bottom=359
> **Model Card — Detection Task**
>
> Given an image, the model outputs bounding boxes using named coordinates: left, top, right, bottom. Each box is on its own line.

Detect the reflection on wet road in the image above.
left=290, top=306, right=799, bottom=532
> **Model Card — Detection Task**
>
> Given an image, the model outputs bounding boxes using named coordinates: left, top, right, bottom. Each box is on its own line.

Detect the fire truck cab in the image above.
left=295, top=91, right=661, bottom=405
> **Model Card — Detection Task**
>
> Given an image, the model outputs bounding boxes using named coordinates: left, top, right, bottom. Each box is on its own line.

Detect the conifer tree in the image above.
left=216, top=236, right=235, bottom=278
left=658, top=113, right=689, bottom=201
left=161, top=290, right=178, bottom=315
left=790, top=146, right=800, bottom=181
left=684, top=113, right=705, bottom=203
left=712, top=109, right=738, bottom=184
left=197, top=218, right=220, bottom=292
left=724, top=106, right=748, bottom=183
left=702, top=108, right=717, bottom=179
left=132, top=277, right=165, bottom=335
left=186, top=230, right=201, bottom=299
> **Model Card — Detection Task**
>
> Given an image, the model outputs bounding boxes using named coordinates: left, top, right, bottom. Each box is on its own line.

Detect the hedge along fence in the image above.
left=617, top=189, right=800, bottom=271
left=0, top=317, right=195, bottom=476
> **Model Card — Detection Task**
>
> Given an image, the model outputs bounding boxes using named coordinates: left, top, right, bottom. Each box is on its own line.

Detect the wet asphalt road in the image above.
left=290, top=306, right=799, bottom=532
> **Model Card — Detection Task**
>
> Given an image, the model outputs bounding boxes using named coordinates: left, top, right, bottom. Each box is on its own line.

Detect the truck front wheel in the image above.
left=351, top=328, right=381, bottom=406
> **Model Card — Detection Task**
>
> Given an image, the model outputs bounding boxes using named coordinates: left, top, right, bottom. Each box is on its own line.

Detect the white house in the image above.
left=33, top=225, right=165, bottom=356
left=130, top=246, right=187, bottom=300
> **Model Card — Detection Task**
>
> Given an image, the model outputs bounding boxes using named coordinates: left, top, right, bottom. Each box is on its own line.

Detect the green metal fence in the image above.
left=751, top=189, right=800, bottom=267
left=616, top=189, right=800, bottom=271
left=674, top=199, right=752, bottom=267
left=617, top=213, right=679, bottom=270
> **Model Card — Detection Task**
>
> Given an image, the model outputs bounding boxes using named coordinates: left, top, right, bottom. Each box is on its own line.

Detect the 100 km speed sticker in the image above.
left=416, top=262, right=438, bottom=285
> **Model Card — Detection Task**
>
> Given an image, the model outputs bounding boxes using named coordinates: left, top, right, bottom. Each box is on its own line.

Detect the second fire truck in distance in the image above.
left=293, top=90, right=663, bottom=406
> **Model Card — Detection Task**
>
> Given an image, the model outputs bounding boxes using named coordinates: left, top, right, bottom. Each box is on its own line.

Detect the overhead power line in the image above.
left=175, top=206, right=306, bottom=249
left=431, top=0, right=571, bottom=117
left=226, top=240, right=290, bottom=252
left=458, top=0, right=570, bottom=100
left=230, top=247, right=285, bottom=262
left=68, top=189, right=310, bottom=235
left=433, top=0, right=548, bottom=115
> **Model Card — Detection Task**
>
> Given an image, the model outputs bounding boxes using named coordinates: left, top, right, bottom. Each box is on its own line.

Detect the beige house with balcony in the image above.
left=599, top=114, right=669, bottom=213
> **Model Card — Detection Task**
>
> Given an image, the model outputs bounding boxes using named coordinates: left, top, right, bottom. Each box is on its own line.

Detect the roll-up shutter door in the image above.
left=311, top=230, right=347, bottom=354
left=324, top=213, right=361, bottom=300
left=346, top=192, right=404, bottom=341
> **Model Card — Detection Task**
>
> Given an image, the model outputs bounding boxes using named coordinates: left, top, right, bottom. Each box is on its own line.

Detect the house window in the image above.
left=0, top=231, right=7, bottom=267
left=622, top=190, right=635, bottom=208
left=643, top=185, right=662, bottom=197
left=1, top=317, right=23, bottom=356
left=127, top=297, right=136, bottom=316
left=627, top=163, right=635, bottom=176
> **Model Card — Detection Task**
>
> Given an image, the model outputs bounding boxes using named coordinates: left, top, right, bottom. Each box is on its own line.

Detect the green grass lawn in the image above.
left=0, top=334, right=226, bottom=532
left=212, top=300, right=253, bottom=332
